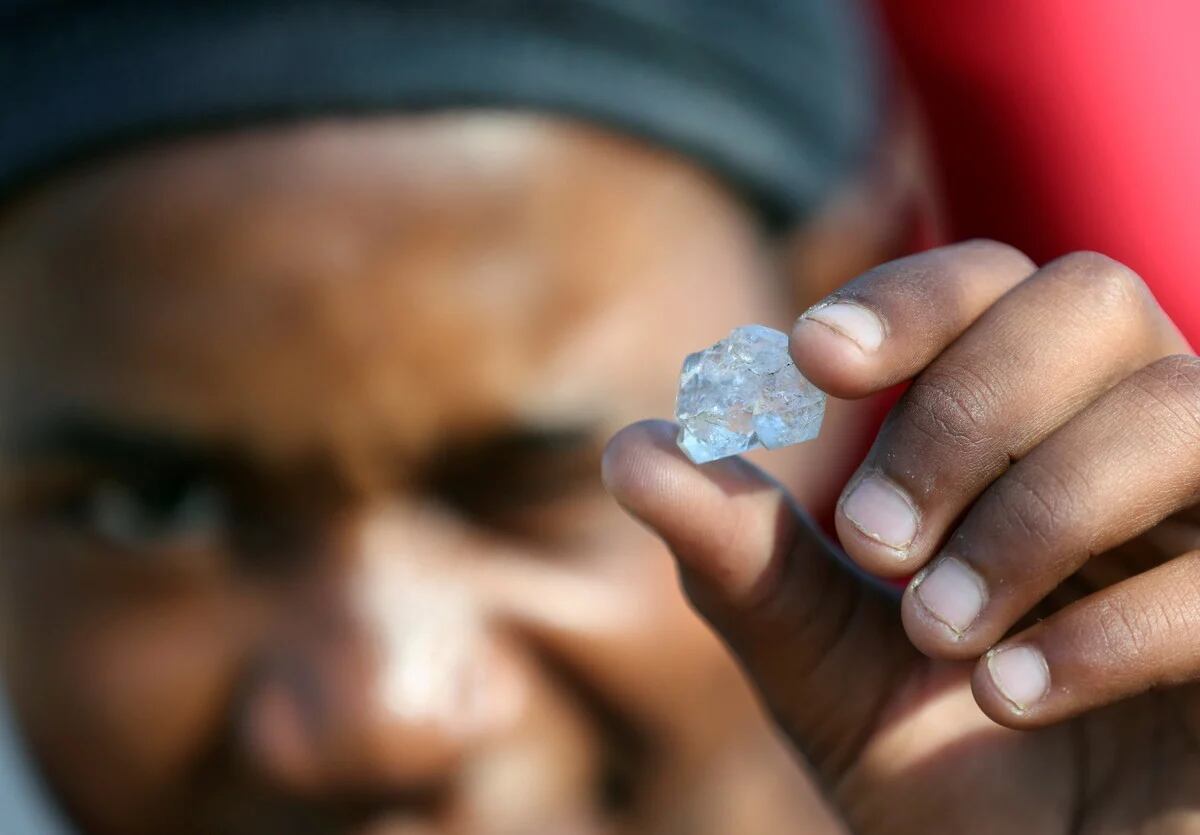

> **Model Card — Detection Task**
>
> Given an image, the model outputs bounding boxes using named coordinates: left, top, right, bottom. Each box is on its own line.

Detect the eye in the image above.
left=78, top=474, right=230, bottom=554
left=425, top=427, right=605, bottom=546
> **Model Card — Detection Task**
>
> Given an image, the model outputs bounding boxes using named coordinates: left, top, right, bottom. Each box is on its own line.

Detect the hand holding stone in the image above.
left=604, top=241, right=1200, bottom=834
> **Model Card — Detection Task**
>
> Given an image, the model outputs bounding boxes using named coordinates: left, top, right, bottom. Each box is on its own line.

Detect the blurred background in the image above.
left=0, top=2, right=1198, bottom=834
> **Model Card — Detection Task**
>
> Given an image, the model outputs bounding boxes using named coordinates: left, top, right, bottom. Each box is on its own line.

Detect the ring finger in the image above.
left=825, top=251, right=1188, bottom=580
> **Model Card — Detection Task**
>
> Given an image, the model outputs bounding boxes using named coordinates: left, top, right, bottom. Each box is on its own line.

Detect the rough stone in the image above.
left=675, top=325, right=826, bottom=464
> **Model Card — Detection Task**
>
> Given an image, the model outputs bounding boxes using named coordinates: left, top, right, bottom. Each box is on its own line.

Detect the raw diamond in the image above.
left=675, top=325, right=826, bottom=464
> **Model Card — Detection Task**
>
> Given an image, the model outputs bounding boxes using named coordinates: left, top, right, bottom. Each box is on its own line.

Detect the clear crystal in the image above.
left=674, top=325, right=826, bottom=464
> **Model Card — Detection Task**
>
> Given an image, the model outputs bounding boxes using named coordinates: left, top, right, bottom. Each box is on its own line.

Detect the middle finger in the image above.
left=833, top=251, right=1187, bottom=578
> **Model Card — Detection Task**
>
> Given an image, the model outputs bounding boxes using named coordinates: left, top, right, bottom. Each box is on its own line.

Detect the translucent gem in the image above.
left=675, top=324, right=826, bottom=464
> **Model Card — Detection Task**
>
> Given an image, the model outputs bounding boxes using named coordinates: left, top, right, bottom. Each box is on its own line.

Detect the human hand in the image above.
left=603, top=241, right=1200, bottom=834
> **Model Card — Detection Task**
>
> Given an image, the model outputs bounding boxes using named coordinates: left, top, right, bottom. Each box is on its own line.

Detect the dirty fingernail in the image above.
left=841, top=475, right=918, bottom=550
left=799, top=302, right=885, bottom=352
left=914, top=557, right=986, bottom=636
left=987, top=645, right=1050, bottom=712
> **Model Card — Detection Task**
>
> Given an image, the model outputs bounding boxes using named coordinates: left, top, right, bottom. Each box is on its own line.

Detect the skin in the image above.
left=21, top=103, right=1195, bottom=835
left=0, top=113, right=868, bottom=835
left=606, top=240, right=1200, bottom=833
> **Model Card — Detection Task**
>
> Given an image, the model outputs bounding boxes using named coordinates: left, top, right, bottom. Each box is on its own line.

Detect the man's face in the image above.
left=0, top=115, right=836, bottom=834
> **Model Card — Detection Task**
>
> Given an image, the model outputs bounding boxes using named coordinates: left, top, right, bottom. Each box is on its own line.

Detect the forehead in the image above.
left=0, top=114, right=779, bottom=466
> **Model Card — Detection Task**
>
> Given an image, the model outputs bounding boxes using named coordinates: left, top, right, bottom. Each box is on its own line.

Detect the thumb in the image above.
left=602, top=420, right=917, bottom=777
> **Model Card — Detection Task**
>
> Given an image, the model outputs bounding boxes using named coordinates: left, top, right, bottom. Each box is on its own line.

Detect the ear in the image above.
left=779, top=97, right=941, bottom=310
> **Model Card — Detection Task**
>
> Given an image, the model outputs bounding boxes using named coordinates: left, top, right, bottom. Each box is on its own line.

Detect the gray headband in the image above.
left=0, top=0, right=879, bottom=225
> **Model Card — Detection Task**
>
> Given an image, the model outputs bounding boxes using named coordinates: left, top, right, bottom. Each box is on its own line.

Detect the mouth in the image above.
left=350, top=814, right=439, bottom=835
left=175, top=776, right=448, bottom=835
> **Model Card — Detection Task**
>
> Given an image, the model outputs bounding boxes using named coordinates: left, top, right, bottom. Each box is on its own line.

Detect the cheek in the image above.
left=0, top=536, right=250, bottom=788
left=64, top=595, right=243, bottom=775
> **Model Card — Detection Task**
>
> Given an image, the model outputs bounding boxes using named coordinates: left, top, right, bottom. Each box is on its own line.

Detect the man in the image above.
left=0, top=2, right=880, bottom=833
left=8, top=3, right=1200, bottom=835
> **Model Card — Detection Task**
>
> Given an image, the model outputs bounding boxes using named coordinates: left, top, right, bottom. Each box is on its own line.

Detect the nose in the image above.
left=238, top=513, right=524, bottom=798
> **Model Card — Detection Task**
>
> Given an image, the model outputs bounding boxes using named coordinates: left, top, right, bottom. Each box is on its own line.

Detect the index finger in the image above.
left=790, top=239, right=1035, bottom=399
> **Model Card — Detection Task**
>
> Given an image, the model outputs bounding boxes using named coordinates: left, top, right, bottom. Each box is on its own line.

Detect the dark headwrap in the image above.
left=0, top=0, right=879, bottom=225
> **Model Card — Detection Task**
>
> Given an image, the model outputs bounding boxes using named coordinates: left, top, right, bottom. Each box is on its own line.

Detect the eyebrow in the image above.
left=2, top=413, right=604, bottom=494
left=2, top=415, right=224, bottom=472
left=422, top=420, right=602, bottom=495
left=431, top=421, right=600, bottom=460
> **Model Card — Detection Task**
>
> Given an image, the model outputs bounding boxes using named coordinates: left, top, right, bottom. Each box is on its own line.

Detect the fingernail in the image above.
left=800, top=302, right=885, bottom=352
left=987, top=645, right=1050, bottom=712
left=913, top=557, right=986, bottom=635
left=841, top=475, right=918, bottom=550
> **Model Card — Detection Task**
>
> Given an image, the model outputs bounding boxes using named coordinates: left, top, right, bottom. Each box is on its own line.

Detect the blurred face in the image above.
left=0, top=115, right=845, bottom=834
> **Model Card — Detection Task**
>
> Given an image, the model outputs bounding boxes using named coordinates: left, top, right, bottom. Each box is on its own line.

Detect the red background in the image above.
left=879, top=0, right=1200, bottom=346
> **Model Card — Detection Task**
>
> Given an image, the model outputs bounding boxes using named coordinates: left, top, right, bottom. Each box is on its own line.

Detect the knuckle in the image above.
left=1037, top=251, right=1170, bottom=346
left=1142, top=353, right=1200, bottom=392
left=1072, top=567, right=1200, bottom=673
left=956, top=238, right=1037, bottom=274
left=1048, top=250, right=1150, bottom=319
left=1125, top=355, right=1200, bottom=446
left=1083, top=598, right=1155, bottom=665
left=989, top=460, right=1077, bottom=550
left=900, top=362, right=1002, bottom=455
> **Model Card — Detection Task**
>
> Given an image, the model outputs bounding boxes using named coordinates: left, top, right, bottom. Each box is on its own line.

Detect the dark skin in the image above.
left=606, top=243, right=1200, bottom=833
left=7, top=106, right=1195, bottom=835
left=0, top=114, right=863, bottom=835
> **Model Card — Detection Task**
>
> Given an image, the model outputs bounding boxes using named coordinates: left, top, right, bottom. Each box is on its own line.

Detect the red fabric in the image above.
left=875, top=0, right=1200, bottom=347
